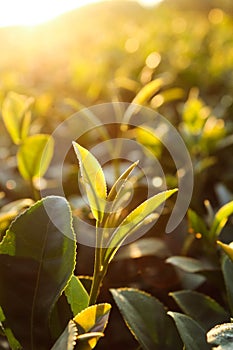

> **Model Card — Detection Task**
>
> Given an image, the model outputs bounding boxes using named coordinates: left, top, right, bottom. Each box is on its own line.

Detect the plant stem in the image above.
left=30, top=178, right=40, bottom=201
left=89, top=223, right=106, bottom=305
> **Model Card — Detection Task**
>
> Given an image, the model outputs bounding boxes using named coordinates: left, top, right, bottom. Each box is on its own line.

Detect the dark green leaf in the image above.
left=170, top=290, right=230, bottom=331
left=111, top=288, right=182, bottom=350
left=51, top=321, right=77, bottom=350
left=222, top=255, right=233, bottom=315
left=0, top=196, right=76, bottom=350
left=168, top=312, right=211, bottom=350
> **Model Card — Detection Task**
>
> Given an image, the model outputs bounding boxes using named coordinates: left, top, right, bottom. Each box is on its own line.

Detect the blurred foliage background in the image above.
left=0, top=0, right=233, bottom=348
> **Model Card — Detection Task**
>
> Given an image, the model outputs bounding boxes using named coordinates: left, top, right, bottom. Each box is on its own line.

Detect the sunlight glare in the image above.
left=0, top=0, right=99, bottom=27
left=0, top=0, right=162, bottom=27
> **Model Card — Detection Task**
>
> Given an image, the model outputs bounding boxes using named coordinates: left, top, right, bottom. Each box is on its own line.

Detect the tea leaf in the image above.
left=0, top=196, right=76, bottom=349
left=65, top=275, right=89, bottom=316
left=168, top=312, right=211, bottom=350
left=218, top=241, right=233, bottom=262
left=2, top=91, right=34, bottom=144
left=170, top=290, right=230, bottom=331
left=166, top=256, right=207, bottom=273
left=111, top=288, right=182, bottom=350
left=221, top=255, right=233, bottom=315
left=74, top=303, right=111, bottom=349
left=50, top=320, right=77, bottom=350
left=132, top=78, right=163, bottom=105
left=17, top=134, right=54, bottom=180
left=210, top=201, right=233, bottom=237
left=72, top=142, right=107, bottom=222
left=104, top=189, right=177, bottom=263
left=107, top=161, right=138, bottom=203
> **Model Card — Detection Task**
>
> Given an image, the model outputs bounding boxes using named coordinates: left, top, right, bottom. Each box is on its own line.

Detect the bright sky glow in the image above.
left=0, top=0, right=161, bottom=27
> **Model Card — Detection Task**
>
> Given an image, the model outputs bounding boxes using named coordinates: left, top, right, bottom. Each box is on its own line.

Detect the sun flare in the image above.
left=0, top=0, right=99, bottom=27
left=0, top=0, right=161, bottom=27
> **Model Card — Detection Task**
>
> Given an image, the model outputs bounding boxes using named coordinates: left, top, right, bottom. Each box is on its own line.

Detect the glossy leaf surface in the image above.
left=0, top=196, right=76, bottom=350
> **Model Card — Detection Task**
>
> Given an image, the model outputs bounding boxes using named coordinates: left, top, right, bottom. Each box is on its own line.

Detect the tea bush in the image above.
left=0, top=1, right=233, bottom=349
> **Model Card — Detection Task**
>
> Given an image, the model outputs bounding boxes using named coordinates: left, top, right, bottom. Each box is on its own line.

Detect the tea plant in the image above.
left=0, top=141, right=176, bottom=349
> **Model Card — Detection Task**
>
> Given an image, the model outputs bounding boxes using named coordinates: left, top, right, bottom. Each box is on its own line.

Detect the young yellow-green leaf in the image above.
left=65, top=275, right=89, bottom=316
left=74, top=303, right=111, bottom=350
left=218, top=241, right=233, bottom=262
left=17, top=134, right=54, bottom=180
left=210, top=201, right=233, bottom=238
left=104, top=189, right=177, bottom=264
left=107, top=161, right=139, bottom=203
left=132, top=78, right=164, bottom=105
left=1, top=91, right=34, bottom=144
left=72, top=142, right=107, bottom=222
left=50, top=321, right=77, bottom=350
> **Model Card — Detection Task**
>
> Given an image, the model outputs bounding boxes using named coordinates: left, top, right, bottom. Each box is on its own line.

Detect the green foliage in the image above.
left=74, top=303, right=111, bottom=350
left=1, top=91, right=34, bottom=145
left=111, top=288, right=182, bottom=350
left=170, top=290, right=230, bottom=331
left=51, top=321, right=77, bottom=350
left=17, top=134, right=54, bottom=181
left=104, top=189, right=177, bottom=264
left=0, top=1, right=233, bottom=348
left=0, top=196, right=76, bottom=349
left=65, top=275, right=89, bottom=316
left=72, top=141, right=107, bottom=223
left=168, top=312, right=211, bottom=350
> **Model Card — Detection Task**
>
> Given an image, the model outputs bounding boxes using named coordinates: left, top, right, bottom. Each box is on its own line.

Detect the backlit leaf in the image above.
left=210, top=201, right=233, bottom=238
left=104, top=189, right=177, bottom=263
left=1, top=91, right=34, bottom=144
left=0, top=196, right=76, bottom=349
left=72, top=142, right=107, bottom=222
left=17, top=134, right=54, bottom=180
left=65, top=275, right=89, bottom=316
left=74, top=303, right=111, bottom=349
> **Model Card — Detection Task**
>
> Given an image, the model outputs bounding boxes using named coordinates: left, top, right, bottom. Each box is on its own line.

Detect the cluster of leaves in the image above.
left=0, top=1, right=233, bottom=349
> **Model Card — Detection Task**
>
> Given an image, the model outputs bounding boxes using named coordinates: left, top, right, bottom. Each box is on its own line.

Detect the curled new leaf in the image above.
left=74, top=303, right=111, bottom=350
